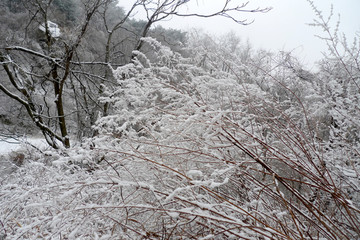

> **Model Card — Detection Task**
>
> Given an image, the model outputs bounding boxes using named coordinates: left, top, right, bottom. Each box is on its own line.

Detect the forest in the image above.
left=0, top=0, right=359, bottom=239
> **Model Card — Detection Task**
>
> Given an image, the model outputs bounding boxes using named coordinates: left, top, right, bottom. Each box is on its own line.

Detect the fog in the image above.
left=119, top=0, right=360, bottom=69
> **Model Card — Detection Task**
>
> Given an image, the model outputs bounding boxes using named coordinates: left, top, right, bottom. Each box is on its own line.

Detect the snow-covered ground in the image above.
left=0, top=137, right=49, bottom=178
left=0, top=137, right=48, bottom=155
left=0, top=138, right=22, bottom=154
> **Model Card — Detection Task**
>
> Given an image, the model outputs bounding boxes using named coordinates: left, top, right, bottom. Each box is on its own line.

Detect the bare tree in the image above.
left=133, top=0, right=270, bottom=52
left=0, top=0, right=106, bottom=148
left=0, top=0, right=270, bottom=148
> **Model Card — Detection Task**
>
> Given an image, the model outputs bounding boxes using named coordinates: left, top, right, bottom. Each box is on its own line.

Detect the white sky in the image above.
left=118, top=0, right=360, bottom=69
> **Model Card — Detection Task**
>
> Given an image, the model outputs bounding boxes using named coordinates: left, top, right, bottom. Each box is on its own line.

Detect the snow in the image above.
left=167, top=211, right=179, bottom=218
left=0, top=137, right=48, bottom=155
left=38, top=21, right=61, bottom=38
left=335, top=164, right=359, bottom=178
left=0, top=138, right=21, bottom=154
left=187, top=169, right=203, bottom=178
left=0, top=137, right=49, bottom=178
left=199, top=234, right=215, bottom=240
left=1, top=25, right=360, bottom=240
left=209, top=177, right=229, bottom=188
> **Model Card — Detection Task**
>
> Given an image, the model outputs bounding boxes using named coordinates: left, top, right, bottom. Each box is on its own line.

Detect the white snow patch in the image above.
left=343, top=169, right=358, bottom=178
left=335, top=165, right=358, bottom=178
left=199, top=234, right=215, bottom=240
left=209, top=177, right=229, bottom=188
left=187, top=170, right=203, bottom=178
left=0, top=138, right=21, bottom=154
left=0, top=137, right=48, bottom=155
left=167, top=211, right=179, bottom=218
left=39, top=21, right=61, bottom=38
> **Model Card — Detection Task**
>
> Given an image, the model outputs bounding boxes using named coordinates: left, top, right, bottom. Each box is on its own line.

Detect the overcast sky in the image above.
left=118, top=0, right=360, bottom=70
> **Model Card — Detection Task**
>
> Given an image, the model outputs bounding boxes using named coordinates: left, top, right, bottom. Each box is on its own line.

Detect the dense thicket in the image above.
left=0, top=1, right=359, bottom=239
left=0, top=0, right=188, bottom=146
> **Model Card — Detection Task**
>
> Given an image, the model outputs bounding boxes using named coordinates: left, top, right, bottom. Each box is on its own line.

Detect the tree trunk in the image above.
left=52, top=65, right=70, bottom=148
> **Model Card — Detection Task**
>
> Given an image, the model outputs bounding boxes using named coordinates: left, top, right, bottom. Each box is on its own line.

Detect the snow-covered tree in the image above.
left=91, top=36, right=359, bottom=238
left=0, top=2, right=359, bottom=240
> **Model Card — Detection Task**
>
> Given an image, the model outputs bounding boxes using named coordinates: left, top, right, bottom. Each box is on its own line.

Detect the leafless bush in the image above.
left=0, top=2, right=359, bottom=239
